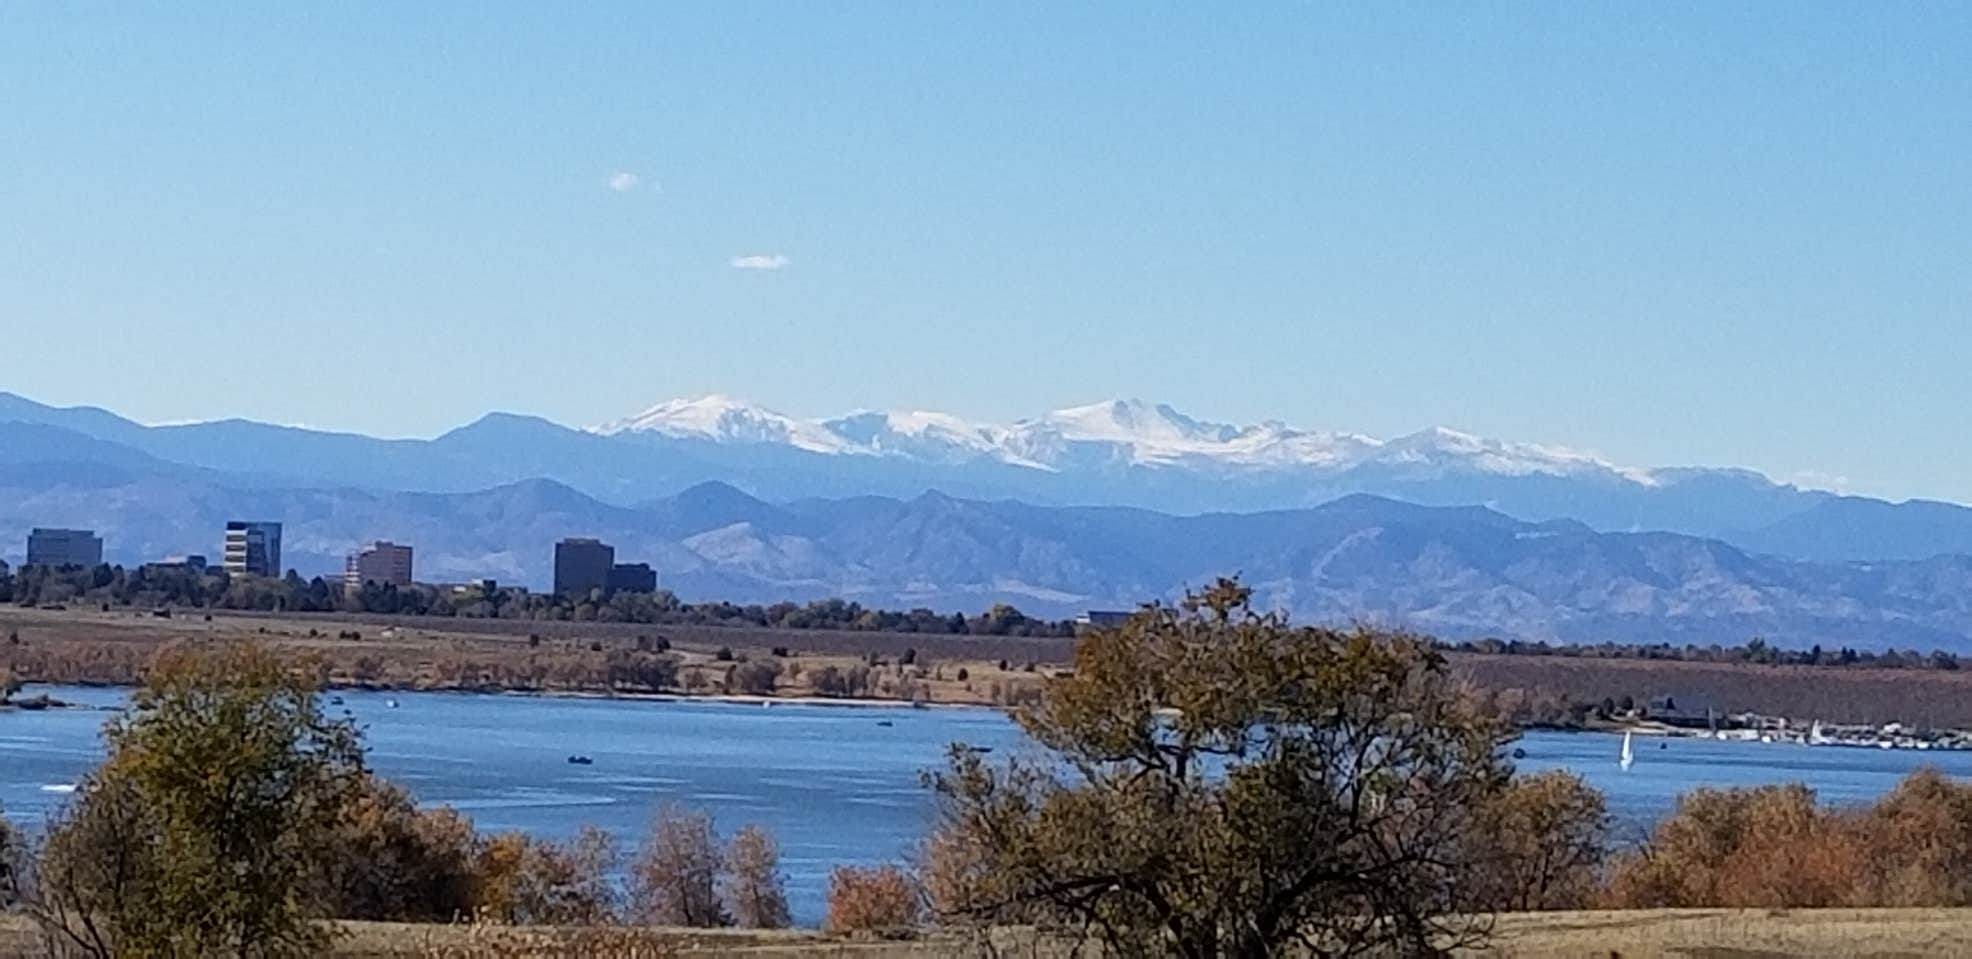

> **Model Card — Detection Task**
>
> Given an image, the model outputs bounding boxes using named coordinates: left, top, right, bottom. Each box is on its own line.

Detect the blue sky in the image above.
left=2, top=4, right=1968, bottom=501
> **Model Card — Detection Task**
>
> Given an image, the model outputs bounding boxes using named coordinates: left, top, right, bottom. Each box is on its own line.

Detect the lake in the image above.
left=9, top=684, right=1972, bottom=924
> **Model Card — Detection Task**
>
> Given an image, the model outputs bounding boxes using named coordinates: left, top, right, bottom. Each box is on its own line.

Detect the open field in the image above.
left=1452, top=652, right=1972, bottom=728
left=1473, top=908, right=1972, bottom=958
left=0, top=606, right=1061, bottom=707
left=8, top=910, right=1972, bottom=957
left=13, top=605, right=1972, bottom=726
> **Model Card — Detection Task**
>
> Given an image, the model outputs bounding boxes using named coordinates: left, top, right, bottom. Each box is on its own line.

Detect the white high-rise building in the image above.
left=223, top=521, right=283, bottom=577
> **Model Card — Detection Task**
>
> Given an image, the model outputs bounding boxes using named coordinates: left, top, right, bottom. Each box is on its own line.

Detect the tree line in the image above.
left=12, top=559, right=1966, bottom=666
left=0, top=561, right=1078, bottom=636
left=1447, top=634, right=1968, bottom=670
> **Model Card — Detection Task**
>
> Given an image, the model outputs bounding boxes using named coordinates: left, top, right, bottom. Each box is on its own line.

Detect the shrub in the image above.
left=628, top=804, right=726, bottom=927
left=728, top=660, right=782, bottom=696
left=715, top=646, right=734, bottom=662
left=1461, top=770, right=1608, bottom=911
left=0, top=806, right=19, bottom=907
left=723, top=825, right=791, bottom=929
left=825, top=864, right=921, bottom=933
left=473, top=827, right=619, bottom=925
left=1855, top=767, right=1972, bottom=905
left=314, top=775, right=479, bottom=922
left=1602, top=783, right=1863, bottom=909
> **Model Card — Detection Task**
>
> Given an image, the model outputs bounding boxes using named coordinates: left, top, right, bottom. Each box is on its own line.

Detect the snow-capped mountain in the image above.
left=594, top=395, right=1648, bottom=484
left=597, top=395, right=854, bottom=455
left=12, top=387, right=1972, bottom=570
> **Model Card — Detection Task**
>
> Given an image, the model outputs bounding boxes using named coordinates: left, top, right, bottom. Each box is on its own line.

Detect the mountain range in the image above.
left=4, top=389, right=1972, bottom=649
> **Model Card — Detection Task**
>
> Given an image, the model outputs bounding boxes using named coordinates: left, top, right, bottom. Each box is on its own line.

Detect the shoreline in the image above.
left=8, top=680, right=1005, bottom=713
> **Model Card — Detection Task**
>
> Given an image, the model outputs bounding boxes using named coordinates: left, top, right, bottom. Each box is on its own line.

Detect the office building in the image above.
left=345, top=541, right=414, bottom=591
left=553, top=537, right=614, bottom=596
left=25, top=528, right=103, bottom=568
left=223, top=521, right=283, bottom=577
left=607, top=562, right=656, bottom=594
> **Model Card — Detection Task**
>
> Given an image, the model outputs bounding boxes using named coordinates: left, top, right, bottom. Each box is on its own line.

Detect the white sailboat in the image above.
left=1619, top=729, right=1635, bottom=771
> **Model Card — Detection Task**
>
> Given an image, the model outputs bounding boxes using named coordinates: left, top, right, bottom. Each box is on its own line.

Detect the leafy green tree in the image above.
left=30, top=642, right=363, bottom=957
left=926, top=578, right=1511, bottom=958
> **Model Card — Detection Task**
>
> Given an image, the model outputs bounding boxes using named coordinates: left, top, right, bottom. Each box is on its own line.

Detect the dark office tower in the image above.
left=607, top=562, right=657, bottom=594
left=26, top=528, right=103, bottom=567
left=553, top=537, right=614, bottom=596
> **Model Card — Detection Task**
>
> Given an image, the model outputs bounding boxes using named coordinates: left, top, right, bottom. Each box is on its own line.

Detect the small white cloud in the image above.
left=1788, top=470, right=1855, bottom=494
left=730, top=254, right=790, bottom=271
left=605, top=172, right=640, bottom=192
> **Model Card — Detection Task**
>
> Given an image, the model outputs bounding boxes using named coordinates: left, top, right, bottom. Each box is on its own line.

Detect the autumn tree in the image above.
left=1460, top=770, right=1609, bottom=911
left=1602, top=783, right=1863, bottom=908
left=925, top=579, right=1513, bottom=958
left=29, top=642, right=364, bottom=957
left=473, top=827, right=619, bottom=925
left=723, top=825, right=792, bottom=929
left=825, top=864, right=921, bottom=933
left=1854, top=768, right=1972, bottom=905
left=0, top=804, right=19, bottom=907
left=313, top=774, right=479, bottom=922
left=628, top=804, right=728, bottom=927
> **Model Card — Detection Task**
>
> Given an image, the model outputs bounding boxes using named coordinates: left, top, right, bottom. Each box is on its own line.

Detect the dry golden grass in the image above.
left=9, top=912, right=1972, bottom=958
left=1466, top=908, right=1972, bottom=958
left=0, top=605, right=1055, bottom=707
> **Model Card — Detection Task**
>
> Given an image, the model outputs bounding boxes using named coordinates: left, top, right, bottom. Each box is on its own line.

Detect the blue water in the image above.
left=10, top=685, right=1972, bottom=924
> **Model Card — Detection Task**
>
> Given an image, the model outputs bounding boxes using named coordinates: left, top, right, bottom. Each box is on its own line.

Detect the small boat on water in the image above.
left=876, top=720, right=894, bottom=727
left=329, top=696, right=344, bottom=706
left=1619, top=730, right=1635, bottom=771
left=567, top=755, right=594, bottom=765
left=385, top=699, right=399, bottom=709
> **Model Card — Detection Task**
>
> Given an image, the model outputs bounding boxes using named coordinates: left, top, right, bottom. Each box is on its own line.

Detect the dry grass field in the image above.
left=1472, top=908, right=1972, bottom=958
left=1451, top=652, right=1972, bottom=728
left=0, top=605, right=1062, bottom=707
left=12, top=604, right=1972, bottom=727
left=7, top=911, right=1972, bottom=957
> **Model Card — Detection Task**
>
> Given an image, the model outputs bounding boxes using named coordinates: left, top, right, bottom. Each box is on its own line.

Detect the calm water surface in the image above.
left=9, top=685, right=1972, bottom=923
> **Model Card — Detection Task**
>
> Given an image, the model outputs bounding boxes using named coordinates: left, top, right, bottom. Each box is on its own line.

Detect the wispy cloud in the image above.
left=605, top=171, right=640, bottom=192
left=730, top=254, right=790, bottom=271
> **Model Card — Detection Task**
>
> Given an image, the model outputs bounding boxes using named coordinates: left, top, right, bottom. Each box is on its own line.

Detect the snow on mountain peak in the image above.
left=594, top=395, right=1652, bottom=484
left=1035, top=398, right=1240, bottom=446
left=594, top=395, right=851, bottom=454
